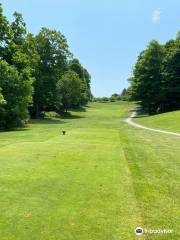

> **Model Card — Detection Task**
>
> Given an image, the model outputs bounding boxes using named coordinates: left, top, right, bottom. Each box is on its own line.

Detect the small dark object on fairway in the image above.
left=62, top=130, right=66, bottom=135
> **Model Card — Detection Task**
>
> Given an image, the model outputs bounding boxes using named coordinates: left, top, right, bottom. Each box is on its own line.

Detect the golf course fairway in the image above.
left=0, top=102, right=179, bottom=240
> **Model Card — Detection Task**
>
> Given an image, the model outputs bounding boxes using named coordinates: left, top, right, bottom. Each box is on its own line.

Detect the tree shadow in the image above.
left=70, top=107, right=86, bottom=112
left=128, top=107, right=149, bottom=118
left=58, top=113, right=85, bottom=119
left=131, top=107, right=156, bottom=118
left=30, top=118, right=66, bottom=125
left=133, top=115, right=149, bottom=118
left=0, top=127, right=30, bottom=133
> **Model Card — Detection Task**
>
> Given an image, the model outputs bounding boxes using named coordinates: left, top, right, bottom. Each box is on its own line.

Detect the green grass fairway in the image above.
left=134, top=110, right=180, bottom=133
left=0, top=102, right=179, bottom=240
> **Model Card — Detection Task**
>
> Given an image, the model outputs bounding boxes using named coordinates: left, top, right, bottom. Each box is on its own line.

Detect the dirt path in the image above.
left=126, top=111, right=180, bottom=137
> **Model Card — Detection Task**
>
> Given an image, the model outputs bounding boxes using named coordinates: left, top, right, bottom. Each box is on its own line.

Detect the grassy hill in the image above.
left=0, top=102, right=179, bottom=239
left=134, top=110, right=180, bottom=133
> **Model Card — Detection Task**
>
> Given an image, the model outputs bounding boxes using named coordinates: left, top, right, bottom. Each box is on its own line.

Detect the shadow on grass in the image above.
left=0, top=127, right=30, bottom=133
left=30, top=118, right=66, bottom=125
left=70, top=107, right=87, bottom=112
left=127, top=107, right=149, bottom=118
left=130, top=107, right=157, bottom=118
left=85, top=105, right=91, bottom=108
left=132, top=113, right=149, bottom=119
left=58, top=112, right=85, bottom=119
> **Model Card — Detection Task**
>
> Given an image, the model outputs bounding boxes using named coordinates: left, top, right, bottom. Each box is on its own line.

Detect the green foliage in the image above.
left=11, top=11, right=27, bottom=46
left=161, top=34, right=180, bottom=111
left=120, top=88, right=131, bottom=101
left=69, top=59, right=91, bottom=105
left=57, top=71, right=81, bottom=112
left=0, top=4, right=11, bottom=41
left=0, top=3, right=91, bottom=129
left=94, top=97, right=110, bottom=102
left=129, top=40, right=164, bottom=112
left=0, top=61, right=33, bottom=129
left=129, top=34, right=180, bottom=113
left=109, top=93, right=121, bottom=102
left=31, top=28, right=72, bottom=117
left=0, top=4, right=12, bottom=59
left=93, top=90, right=130, bottom=103
left=0, top=6, right=33, bottom=129
left=93, top=89, right=130, bottom=103
left=129, top=40, right=163, bottom=112
left=0, top=88, right=5, bottom=104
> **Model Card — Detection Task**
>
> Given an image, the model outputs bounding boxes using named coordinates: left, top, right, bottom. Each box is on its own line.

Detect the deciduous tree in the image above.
left=57, top=71, right=81, bottom=112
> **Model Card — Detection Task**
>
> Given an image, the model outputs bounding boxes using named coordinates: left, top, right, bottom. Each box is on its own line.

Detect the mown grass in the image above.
left=134, top=110, right=180, bottom=133
left=120, top=122, right=180, bottom=239
left=0, top=102, right=179, bottom=239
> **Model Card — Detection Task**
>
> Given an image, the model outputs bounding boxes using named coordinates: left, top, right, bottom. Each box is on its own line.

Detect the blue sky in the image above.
left=1, top=0, right=180, bottom=97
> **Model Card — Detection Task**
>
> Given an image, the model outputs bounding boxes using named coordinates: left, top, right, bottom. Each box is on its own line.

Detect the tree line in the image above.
left=93, top=88, right=130, bottom=103
left=0, top=4, right=91, bottom=129
left=129, top=33, right=180, bottom=114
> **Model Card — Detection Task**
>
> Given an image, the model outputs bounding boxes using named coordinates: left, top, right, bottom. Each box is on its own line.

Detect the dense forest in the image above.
left=0, top=3, right=91, bottom=129
left=129, top=34, right=180, bottom=114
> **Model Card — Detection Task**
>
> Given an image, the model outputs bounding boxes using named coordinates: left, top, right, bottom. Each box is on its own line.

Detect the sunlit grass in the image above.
left=134, top=110, right=180, bottom=133
left=0, top=102, right=179, bottom=239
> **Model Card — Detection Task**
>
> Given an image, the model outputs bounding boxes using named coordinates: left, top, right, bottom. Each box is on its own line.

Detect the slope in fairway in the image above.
left=134, top=110, right=180, bottom=133
left=0, top=102, right=179, bottom=240
left=0, top=102, right=140, bottom=240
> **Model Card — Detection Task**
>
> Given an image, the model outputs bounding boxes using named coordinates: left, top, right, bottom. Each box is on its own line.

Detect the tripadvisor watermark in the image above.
left=135, top=227, right=174, bottom=236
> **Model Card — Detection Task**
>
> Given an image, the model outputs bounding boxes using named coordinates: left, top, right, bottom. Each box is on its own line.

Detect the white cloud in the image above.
left=152, top=9, right=162, bottom=23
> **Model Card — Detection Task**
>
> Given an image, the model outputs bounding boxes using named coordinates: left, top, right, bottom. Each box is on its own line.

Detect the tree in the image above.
left=69, top=59, right=84, bottom=79
left=11, top=12, right=26, bottom=45
left=120, top=88, right=127, bottom=97
left=1, top=11, right=27, bottom=66
left=0, top=89, right=6, bottom=105
left=0, top=6, right=34, bottom=129
left=120, top=88, right=130, bottom=101
left=101, top=97, right=109, bottom=102
left=129, top=40, right=164, bottom=113
left=56, top=71, right=81, bottom=112
left=0, top=3, right=12, bottom=60
left=110, top=93, right=121, bottom=102
left=0, top=61, right=33, bottom=129
left=161, top=34, right=180, bottom=111
left=69, top=59, right=91, bottom=105
left=31, top=28, right=72, bottom=118
left=0, top=2, right=91, bottom=129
